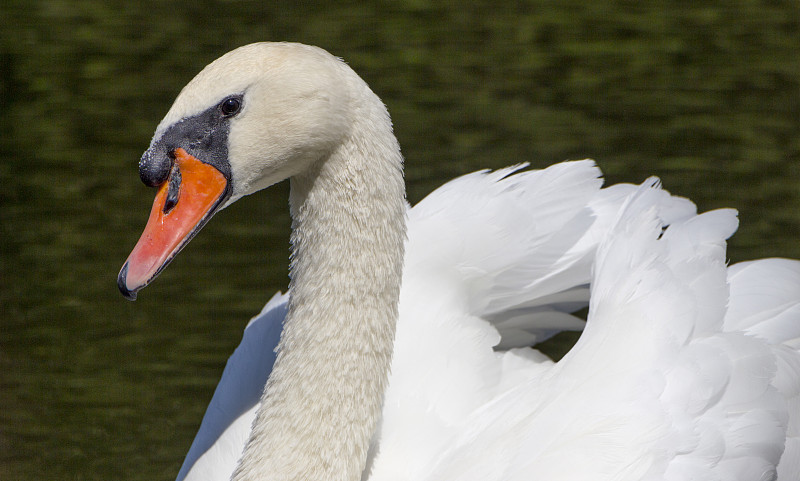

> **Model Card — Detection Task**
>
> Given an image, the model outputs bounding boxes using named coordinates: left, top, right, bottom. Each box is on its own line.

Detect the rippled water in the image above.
left=1, top=2, right=798, bottom=480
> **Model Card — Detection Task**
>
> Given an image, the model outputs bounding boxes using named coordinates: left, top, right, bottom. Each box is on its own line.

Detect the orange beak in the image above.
left=118, top=148, right=229, bottom=300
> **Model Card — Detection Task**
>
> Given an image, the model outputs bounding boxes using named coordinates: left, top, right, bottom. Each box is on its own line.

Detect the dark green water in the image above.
left=1, top=2, right=798, bottom=479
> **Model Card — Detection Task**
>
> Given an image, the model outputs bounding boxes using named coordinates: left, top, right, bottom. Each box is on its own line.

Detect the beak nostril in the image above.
left=163, top=164, right=182, bottom=214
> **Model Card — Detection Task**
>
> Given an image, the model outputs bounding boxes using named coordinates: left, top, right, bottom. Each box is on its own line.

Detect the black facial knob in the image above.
left=139, top=145, right=173, bottom=187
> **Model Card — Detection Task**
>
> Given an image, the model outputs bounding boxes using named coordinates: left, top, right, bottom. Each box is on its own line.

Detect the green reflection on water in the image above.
left=1, top=1, right=798, bottom=479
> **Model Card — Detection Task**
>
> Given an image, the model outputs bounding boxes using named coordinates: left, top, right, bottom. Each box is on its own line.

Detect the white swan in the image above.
left=117, top=42, right=800, bottom=481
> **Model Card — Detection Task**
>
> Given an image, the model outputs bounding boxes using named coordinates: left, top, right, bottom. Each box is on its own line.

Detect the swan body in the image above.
left=116, top=42, right=800, bottom=481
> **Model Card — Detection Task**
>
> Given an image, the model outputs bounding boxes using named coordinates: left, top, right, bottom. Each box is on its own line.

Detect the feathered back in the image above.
left=404, top=161, right=696, bottom=348
left=725, top=258, right=800, bottom=478
left=371, top=164, right=699, bottom=479
left=397, top=180, right=792, bottom=481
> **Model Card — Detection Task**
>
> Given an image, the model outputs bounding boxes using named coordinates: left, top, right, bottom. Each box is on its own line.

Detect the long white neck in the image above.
left=231, top=83, right=406, bottom=481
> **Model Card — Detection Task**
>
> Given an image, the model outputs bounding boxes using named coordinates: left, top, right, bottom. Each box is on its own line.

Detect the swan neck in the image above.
left=232, top=88, right=406, bottom=481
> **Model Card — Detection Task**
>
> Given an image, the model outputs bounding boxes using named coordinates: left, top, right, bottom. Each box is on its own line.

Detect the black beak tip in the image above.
left=117, top=263, right=138, bottom=301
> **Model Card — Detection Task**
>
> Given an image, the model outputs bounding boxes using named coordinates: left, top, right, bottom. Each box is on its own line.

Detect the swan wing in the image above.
left=725, top=258, right=800, bottom=479
left=405, top=160, right=697, bottom=349
left=726, top=258, right=800, bottom=347
left=372, top=181, right=795, bottom=481
left=367, top=168, right=695, bottom=479
left=405, top=160, right=600, bottom=348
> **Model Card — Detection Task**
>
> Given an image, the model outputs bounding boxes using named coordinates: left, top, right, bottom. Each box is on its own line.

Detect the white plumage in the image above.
left=118, top=42, right=800, bottom=481
left=176, top=162, right=799, bottom=481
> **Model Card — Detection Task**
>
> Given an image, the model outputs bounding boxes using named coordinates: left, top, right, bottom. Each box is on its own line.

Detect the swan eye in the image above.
left=219, top=97, right=242, bottom=117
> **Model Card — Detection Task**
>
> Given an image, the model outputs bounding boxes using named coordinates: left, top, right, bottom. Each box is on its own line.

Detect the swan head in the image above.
left=118, top=42, right=356, bottom=300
